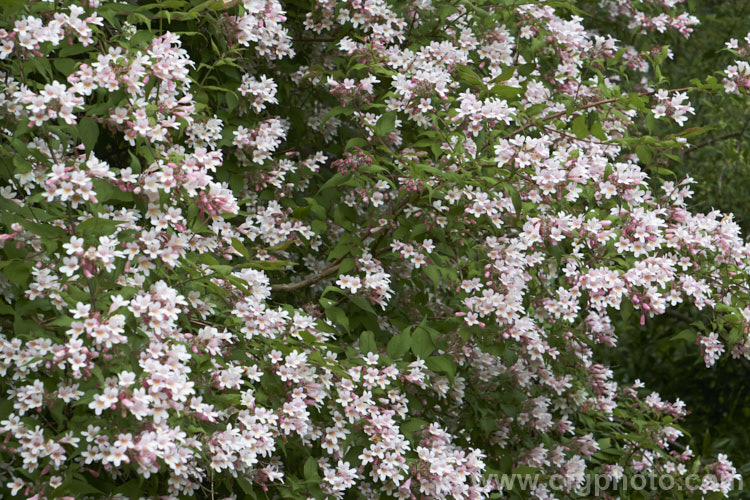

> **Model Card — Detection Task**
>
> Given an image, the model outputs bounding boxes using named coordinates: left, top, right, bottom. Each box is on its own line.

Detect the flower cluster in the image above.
left=0, top=5, right=102, bottom=59
left=723, top=34, right=750, bottom=94
left=651, top=89, right=695, bottom=125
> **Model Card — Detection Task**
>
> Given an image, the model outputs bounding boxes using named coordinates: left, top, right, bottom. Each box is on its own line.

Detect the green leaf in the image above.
left=702, top=429, right=711, bottom=458
left=326, top=306, right=349, bottom=331
left=401, top=418, right=428, bottom=434
left=11, top=118, right=30, bottom=139
left=128, top=151, right=142, bottom=173
left=49, top=316, right=73, bottom=327
left=635, top=145, right=652, bottom=165
left=114, top=480, right=144, bottom=498
left=621, top=299, right=633, bottom=322
left=728, top=326, right=742, bottom=345
left=53, top=58, right=77, bottom=76
left=244, top=260, right=295, bottom=271
left=511, top=466, right=540, bottom=476
left=79, top=118, right=99, bottom=152
left=339, top=257, right=356, bottom=274
left=329, top=242, right=351, bottom=260
left=454, top=64, right=484, bottom=86
left=438, top=3, right=457, bottom=19
left=92, top=179, right=131, bottom=203
left=571, top=115, right=588, bottom=139
left=387, top=329, right=411, bottom=359
left=265, top=240, right=295, bottom=252
left=236, top=477, right=256, bottom=497
left=319, top=173, right=347, bottom=192
left=322, top=105, right=354, bottom=124
left=30, top=58, right=53, bottom=80
left=350, top=295, right=376, bottom=315
left=374, top=111, right=397, bottom=137
left=345, top=137, right=369, bottom=151
left=76, top=217, right=121, bottom=238
left=504, top=185, right=522, bottom=215
left=303, top=456, right=320, bottom=481
left=590, top=121, right=607, bottom=140
left=225, top=89, right=239, bottom=112
left=70, top=480, right=105, bottom=496
left=209, top=264, right=234, bottom=276
left=18, top=219, right=66, bottom=240
left=490, top=84, right=522, bottom=99
left=13, top=156, right=32, bottom=174
left=490, top=65, right=517, bottom=83
left=359, top=330, right=377, bottom=354
left=4, top=262, right=32, bottom=285
left=411, top=327, right=434, bottom=358
left=424, top=265, right=440, bottom=287
left=188, top=0, right=223, bottom=14
left=231, top=238, right=250, bottom=258
left=426, top=355, right=456, bottom=383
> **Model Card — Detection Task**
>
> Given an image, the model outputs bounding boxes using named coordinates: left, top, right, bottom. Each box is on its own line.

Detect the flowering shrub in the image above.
left=0, top=0, right=747, bottom=498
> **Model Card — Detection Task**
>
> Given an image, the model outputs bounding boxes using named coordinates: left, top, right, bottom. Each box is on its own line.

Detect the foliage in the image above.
left=0, top=0, right=748, bottom=498
left=585, top=1, right=750, bottom=494
left=665, top=0, right=750, bottom=233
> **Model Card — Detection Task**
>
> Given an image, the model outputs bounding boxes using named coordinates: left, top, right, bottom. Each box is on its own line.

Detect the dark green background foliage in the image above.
left=668, top=0, right=750, bottom=232
left=587, top=1, right=750, bottom=495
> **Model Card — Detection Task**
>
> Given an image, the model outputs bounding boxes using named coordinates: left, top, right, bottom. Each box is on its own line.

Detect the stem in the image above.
left=507, top=86, right=699, bottom=138
left=271, top=255, right=346, bottom=293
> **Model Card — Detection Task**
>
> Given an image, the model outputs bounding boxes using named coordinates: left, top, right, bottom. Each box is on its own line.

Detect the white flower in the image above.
left=336, top=275, right=362, bottom=294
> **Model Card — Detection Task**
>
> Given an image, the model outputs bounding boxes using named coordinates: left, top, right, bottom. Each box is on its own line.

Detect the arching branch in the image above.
left=271, top=256, right=346, bottom=293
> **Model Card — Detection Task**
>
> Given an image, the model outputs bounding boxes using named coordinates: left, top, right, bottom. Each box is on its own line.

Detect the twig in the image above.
left=271, top=255, right=346, bottom=293
left=685, top=114, right=750, bottom=155
left=665, top=309, right=693, bottom=324
left=507, top=87, right=697, bottom=138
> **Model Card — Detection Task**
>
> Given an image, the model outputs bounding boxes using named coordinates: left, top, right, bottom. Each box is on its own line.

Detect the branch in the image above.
left=507, top=87, right=697, bottom=138
left=291, top=38, right=338, bottom=42
left=271, top=255, right=346, bottom=293
left=684, top=115, right=750, bottom=155
left=665, top=309, right=694, bottom=324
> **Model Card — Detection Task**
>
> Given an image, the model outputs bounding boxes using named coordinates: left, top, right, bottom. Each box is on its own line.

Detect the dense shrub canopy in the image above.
left=1, top=0, right=749, bottom=498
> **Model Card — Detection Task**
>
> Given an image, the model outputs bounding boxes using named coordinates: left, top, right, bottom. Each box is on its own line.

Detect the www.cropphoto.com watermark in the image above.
left=482, top=472, right=743, bottom=496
